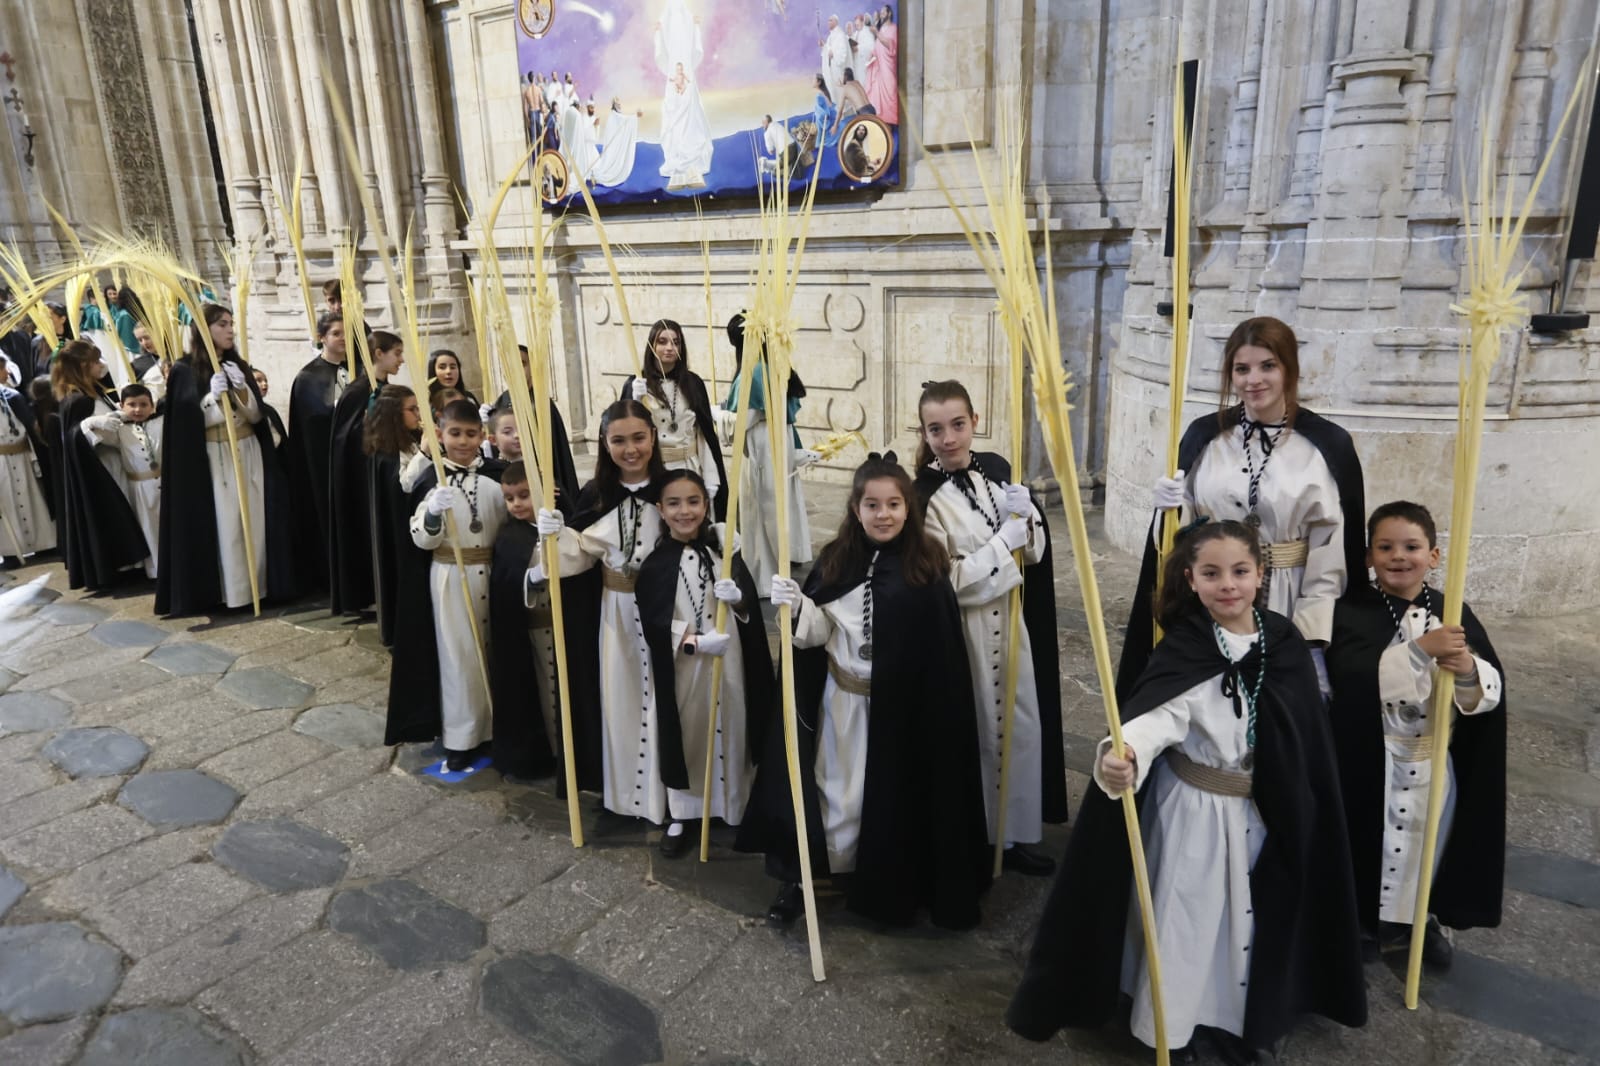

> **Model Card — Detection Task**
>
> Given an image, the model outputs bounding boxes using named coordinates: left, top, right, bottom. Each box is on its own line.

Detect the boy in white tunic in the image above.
left=80, top=383, right=162, bottom=577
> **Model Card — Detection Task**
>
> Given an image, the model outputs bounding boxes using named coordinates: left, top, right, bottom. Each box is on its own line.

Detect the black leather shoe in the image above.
left=1172, top=1043, right=1199, bottom=1063
left=766, top=883, right=804, bottom=926
left=658, top=821, right=693, bottom=859
left=444, top=749, right=473, bottom=773
left=1205, top=1028, right=1258, bottom=1066
left=1001, top=843, right=1056, bottom=877
left=1423, top=916, right=1454, bottom=970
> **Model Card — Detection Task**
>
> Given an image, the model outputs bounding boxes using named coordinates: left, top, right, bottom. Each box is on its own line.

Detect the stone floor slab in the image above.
left=0, top=690, right=70, bottom=733
left=38, top=601, right=110, bottom=626
left=87, top=861, right=259, bottom=958
left=0, top=804, right=155, bottom=878
left=1505, top=845, right=1600, bottom=909
left=144, top=642, right=239, bottom=677
left=79, top=1006, right=250, bottom=1066
left=90, top=619, right=171, bottom=648
left=198, top=729, right=330, bottom=791
left=0, top=864, right=23, bottom=918
left=481, top=953, right=664, bottom=1066
left=119, top=769, right=241, bottom=828
left=217, top=666, right=316, bottom=710
left=41, top=726, right=149, bottom=777
left=269, top=965, right=475, bottom=1066
left=328, top=878, right=485, bottom=969
left=293, top=703, right=387, bottom=749
left=213, top=818, right=350, bottom=892
left=0, top=1017, right=93, bottom=1066
left=42, top=827, right=217, bottom=913
left=1401, top=950, right=1600, bottom=1059
left=409, top=821, right=569, bottom=915
left=0, top=922, right=123, bottom=1024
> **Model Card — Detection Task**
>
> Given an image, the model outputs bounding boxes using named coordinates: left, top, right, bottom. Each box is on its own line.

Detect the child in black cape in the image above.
left=1008, top=519, right=1366, bottom=1062
left=363, top=384, right=423, bottom=647
left=493, top=344, right=581, bottom=505
left=1325, top=501, right=1505, bottom=968
left=384, top=399, right=506, bottom=772
left=155, top=305, right=296, bottom=615
left=51, top=340, right=148, bottom=588
left=328, top=330, right=405, bottom=616
left=488, top=458, right=573, bottom=780
left=634, top=468, right=771, bottom=858
left=913, top=379, right=1067, bottom=876
left=735, top=453, right=990, bottom=931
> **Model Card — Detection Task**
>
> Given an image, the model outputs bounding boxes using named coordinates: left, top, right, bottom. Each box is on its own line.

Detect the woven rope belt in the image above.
left=828, top=656, right=871, bottom=696
left=601, top=566, right=637, bottom=593
left=1385, top=733, right=1435, bottom=762
left=0, top=441, right=29, bottom=456
left=126, top=467, right=160, bottom=482
left=1260, top=538, right=1309, bottom=570
left=1166, top=749, right=1253, bottom=798
left=204, top=423, right=251, bottom=444
left=432, top=546, right=493, bottom=565
left=658, top=443, right=693, bottom=464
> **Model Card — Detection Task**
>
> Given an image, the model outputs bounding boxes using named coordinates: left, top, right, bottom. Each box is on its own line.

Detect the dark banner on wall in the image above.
left=515, top=0, right=901, bottom=206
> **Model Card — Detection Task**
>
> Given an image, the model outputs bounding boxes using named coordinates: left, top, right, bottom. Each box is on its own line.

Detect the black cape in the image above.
left=57, top=390, right=148, bottom=590
left=1116, top=407, right=1366, bottom=701
left=489, top=519, right=559, bottom=778
left=286, top=356, right=344, bottom=590
left=620, top=371, right=729, bottom=520
left=368, top=449, right=414, bottom=648
left=3, top=386, right=54, bottom=524
left=492, top=390, right=581, bottom=508
left=1326, top=587, right=1506, bottom=932
left=2, top=329, right=35, bottom=392
left=734, top=538, right=992, bottom=930
left=154, top=359, right=297, bottom=616
left=383, top=458, right=506, bottom=746
left=914, top=453, right=1069, bottom=825
left=635, top=532, right=772, bottom=789
left=328, top=375, right=375, bottom=614
left=1008, top=610, right=1368, bottom=1048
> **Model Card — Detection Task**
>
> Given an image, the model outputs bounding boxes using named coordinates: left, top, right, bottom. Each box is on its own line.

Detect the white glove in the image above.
left=1002, top=483, right=1031, bottom=517
left=712, top=406, right=736, bottom=435
left=1311, top=646, right=1332, bottom=701
left=526, top=561, right=546, bottom=587
left=629, top=378, right=648, bottom=401
left=996, top=515, right=1030, bottom=552
left=795, top=449, right=821, bottom=468
left=769, top=576, right=802, bottom=607
left=696, top=631, right=732, bottom=657
left=713, top=578, right=742, bottom=604
left=1153, top=471, right=1186, bottom=510
left=209, top=372, right=229, bottom=398
left=224, top=362, right=246, bottom=387
left=478, top=402, right=495, bottom=424
left=535, top=508, right=565, bottom=536
left=425, top=486, right=461, bottom=516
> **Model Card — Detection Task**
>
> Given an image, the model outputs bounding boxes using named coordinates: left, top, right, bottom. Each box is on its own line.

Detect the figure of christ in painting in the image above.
left=655, top=0, right=714, bottom=188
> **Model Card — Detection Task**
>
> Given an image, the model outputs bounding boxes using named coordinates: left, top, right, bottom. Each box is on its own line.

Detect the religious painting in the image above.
left=536, top=150, right=569, bottom=204
left=514, top=0, right=902, bottom=207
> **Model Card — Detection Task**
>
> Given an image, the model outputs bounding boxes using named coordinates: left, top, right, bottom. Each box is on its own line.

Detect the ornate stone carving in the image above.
left=84, top=0, right=178, bottom=239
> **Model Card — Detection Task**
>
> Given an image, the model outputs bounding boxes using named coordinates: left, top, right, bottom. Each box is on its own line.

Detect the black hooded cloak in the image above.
left=913, top=452, right=1069, bottom=825
left=286, top=355, right=343, bottom=590
left=57, top=389, right=148, bottom=589
left=634, top=530, right=772, bottom=789
left=328, top=374, right=375, bottom=614
left=1008, top=609, right=1368, bottom=1049
left=368, top=448, right=414, bottom=648
left=734, top=538, right=991, bottom=930
left=1116, top=406, right=1366, bottom=701
left=1326, top=586, right=1506, bottom=932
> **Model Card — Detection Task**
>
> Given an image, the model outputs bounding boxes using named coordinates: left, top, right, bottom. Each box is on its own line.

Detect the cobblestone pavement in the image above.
left=0, top=487, right=1596, bottom=1065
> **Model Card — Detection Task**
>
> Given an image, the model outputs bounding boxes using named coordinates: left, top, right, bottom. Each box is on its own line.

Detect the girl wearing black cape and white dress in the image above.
left=363, top=384, right=422, bottom=648
left=531, top=399, right=668, bottom=821
left=1008, top=520, right=1366, bottom=1063
left=621, top=319, right=729, bottom=519
left=913, top=379, right=1067, bottom=877
left=633, top=469, right=772, bottom=857
left=1119, top=316, right=1365, bottom=701
left=155, top=304, right=296, bottom=615
left=736, top=453, right=989, bottom=930
left=51, top=340, right=147, bottom=588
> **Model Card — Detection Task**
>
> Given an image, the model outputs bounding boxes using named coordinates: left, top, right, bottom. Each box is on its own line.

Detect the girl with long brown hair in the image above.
left=363, top=383, right=422, bottom=647
left=621, top=318, right=728, bottom=518
left=737, top=453, right=990, bottom=932
left=52, top=339, right=143, bottom=588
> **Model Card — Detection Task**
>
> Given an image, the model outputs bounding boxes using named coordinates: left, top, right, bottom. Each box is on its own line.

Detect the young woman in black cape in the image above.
left=1118, top=316, right=1365, bottom=702
left=362, top=384, right=423, bottom=648
left=1008, top=520, right=1366, bottom=1062
left=50, top=340, right=148, bottom=589
left=620, top=319, right=729, bottom=520
left=155, top=304, right=296, bottom=615
left=735, top=453, right=990, bottom=930
left=328, top=331, right=406, bottom=616
left=634, top=469, right=772, bottom=857
left=285, top=312, right=349, bottom=593
left=1325, top=501, right=1507, bottom=966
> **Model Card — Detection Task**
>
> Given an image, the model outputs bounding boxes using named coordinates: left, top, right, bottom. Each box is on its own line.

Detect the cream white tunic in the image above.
left=661, top=526, right=755, bottom=824
left=1374, top=601, right=1501, bottom=923
left=739, top=409, right=812, bottom=593
left=0, top=394, right=54, bottom=555
left=410, top=456, right=507, bottom=751
left=1185, top=425, right=1346, bottom=643
left=201, top=387, right=266, bottom=608
left=638, top=380, right=721, bottom=499
left=82, top=413, right=162, bottom=577
left=791, top=580, right=872, bottom=873
left=1097, top=627, right=1265, bottom=1049
left=554, top=485, right=669, bottom=823
left=923, top=470, right=1048, bottom=845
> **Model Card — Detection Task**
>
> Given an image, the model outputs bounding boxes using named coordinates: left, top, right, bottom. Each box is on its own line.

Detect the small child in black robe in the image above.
left=488, top=460, right=561, bottom=780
